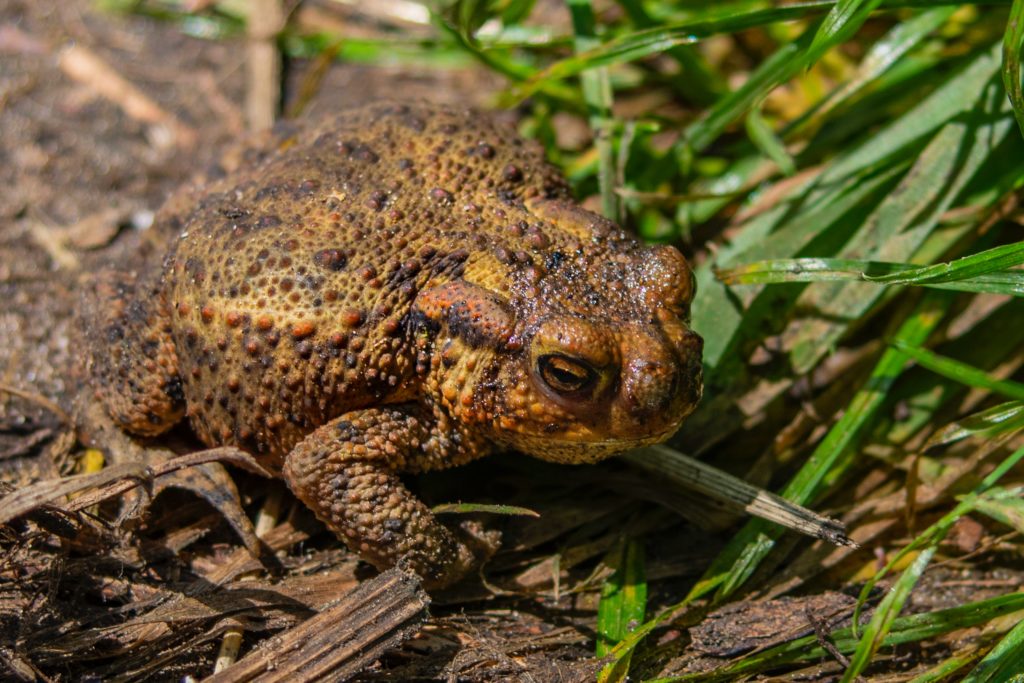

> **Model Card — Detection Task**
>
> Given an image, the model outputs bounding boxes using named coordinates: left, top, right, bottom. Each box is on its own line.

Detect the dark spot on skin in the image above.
left=336, top=420, right=358, bottom=440
left=367, top=190, right=387, bottom=211
left=470, top=142, right=495, bottom=158
left=503, top=164, right=523, bottom=182
left=339, top=140, right=380, bottom=163
left=184, top=257, right=206, bottom=281
left=430, top=188, right=453, bottom=205
left=256, top=214, right=282, bottom=230
left=394, top=111, right=425, bottom=132
left=220, top=207, right=247, bottom=220
left=527, top=229, right=550, bottom=249
left=164, top=376, right=185, bottom=404
left=545, top=250, right=566, bottom=270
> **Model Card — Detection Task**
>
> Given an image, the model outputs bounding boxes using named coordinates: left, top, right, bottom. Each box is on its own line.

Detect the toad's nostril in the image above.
left=666, top=370, right=680, bottom=406
left=624, top=359, right=674, bottom=415
left=681, top=329, right=703, bottom=355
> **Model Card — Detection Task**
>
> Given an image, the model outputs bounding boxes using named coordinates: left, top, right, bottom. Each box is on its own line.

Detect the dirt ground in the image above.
left=1, top=2, right=1021, bottom=681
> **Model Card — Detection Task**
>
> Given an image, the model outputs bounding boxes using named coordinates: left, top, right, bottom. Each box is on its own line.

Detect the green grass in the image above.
left=109, top=0, right=1024, bottom=679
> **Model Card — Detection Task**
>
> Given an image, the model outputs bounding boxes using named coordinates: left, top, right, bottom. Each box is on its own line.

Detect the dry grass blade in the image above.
left=206, top=566, right=430, bottom=683
left=0, top=382, right=70, bottom=424
left=0, top=461, right=148, bottom=525
left=63, top=446, right=273, bottom=514
left=624, top=446, right=856, bottom=547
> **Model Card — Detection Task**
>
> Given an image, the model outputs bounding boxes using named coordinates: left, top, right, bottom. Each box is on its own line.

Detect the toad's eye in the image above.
left=537, top=354, right=597, bottom=394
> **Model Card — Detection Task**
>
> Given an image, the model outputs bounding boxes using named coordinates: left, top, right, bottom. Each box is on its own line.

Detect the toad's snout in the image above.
left=620, top=329, right=703, bottom=427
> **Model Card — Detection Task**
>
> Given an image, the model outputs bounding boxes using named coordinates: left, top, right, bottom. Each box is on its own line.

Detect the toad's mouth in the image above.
left=505, top=422, right=686, bottom=463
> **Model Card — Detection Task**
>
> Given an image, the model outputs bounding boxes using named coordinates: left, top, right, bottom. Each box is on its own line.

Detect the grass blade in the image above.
left=717, top=258, right=1024, bottom=295
left=907, top=647, right=990, bottom=683
left=1002, top=0, right=1024, bottom=138
left=745, top=106, right=796, bottom=175
left=786, top=77, right=1014, bottom=374
left=624, top=446, right=855, bottom=546
left=804, top=0, right=885, bottom=69
left=695, top=292, right=949, bottom=602
left=432, top=502, right=540, bottom=517
left=715, top=241, right=1024, bottom=295
left=568, top=0, right=618, bottom=220
left=962, top=608, right=1024, bottom=682
left=841, top=547, right=937, bottom=681
left=890, top=340, right=1024, bottom=401
left=972, top=486, right=1024, bottom=535
left=865, top=240, right=1024, bottom=284
left=511, top=5, right=819, bottom=101
left=853, top=443, right=1024, bottom=638
left=790, top=7, right=957, bottom=135
left=924, top=400, right=1024, bottom=450
left=683, top=29, right=815, bottom=155
left=595, top=538, right=647, bottom=657
left=615, top=0, right=724, bottom=105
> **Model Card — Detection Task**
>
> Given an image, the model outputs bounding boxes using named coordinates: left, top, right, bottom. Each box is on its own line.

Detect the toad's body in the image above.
left=88, top=102, right=703, bottom=586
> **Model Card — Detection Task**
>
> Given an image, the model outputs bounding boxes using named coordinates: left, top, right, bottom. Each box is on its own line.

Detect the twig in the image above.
left=806, top=606, right=852, bottom=669
left=56, top=43, right=197, bottom=148
left=246, top=0, right=285, bottom=131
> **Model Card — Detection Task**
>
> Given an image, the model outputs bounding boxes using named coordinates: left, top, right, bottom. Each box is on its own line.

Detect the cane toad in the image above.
left=85, top=102, right=703, bottom=587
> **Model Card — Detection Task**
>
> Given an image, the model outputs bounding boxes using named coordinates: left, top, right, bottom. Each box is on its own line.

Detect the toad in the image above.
left=84, top=102, right=703, bottom=588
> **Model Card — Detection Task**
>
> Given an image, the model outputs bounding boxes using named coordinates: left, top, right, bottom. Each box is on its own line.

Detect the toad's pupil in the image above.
left=540, top=355, right=594, bottom=392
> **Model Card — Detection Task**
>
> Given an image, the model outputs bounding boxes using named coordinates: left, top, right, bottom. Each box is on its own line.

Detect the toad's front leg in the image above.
left=282, top=407, right=500, bottom=588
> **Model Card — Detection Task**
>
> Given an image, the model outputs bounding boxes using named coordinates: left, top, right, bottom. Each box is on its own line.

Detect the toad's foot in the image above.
left=282, top=407, right=500, bottom=589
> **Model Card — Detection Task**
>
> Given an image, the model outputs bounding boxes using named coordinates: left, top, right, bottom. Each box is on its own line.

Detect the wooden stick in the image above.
left=204, top=567, right=429, bottom=682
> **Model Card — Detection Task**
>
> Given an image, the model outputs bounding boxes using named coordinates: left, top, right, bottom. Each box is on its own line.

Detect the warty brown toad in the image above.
left=84, top=102, right=703, bottom=588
